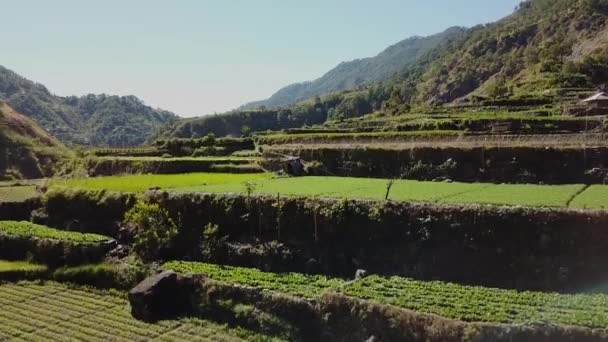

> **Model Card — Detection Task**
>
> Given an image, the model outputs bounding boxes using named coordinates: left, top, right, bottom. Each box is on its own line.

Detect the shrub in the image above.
left=124, top=201, right=177, bottom=260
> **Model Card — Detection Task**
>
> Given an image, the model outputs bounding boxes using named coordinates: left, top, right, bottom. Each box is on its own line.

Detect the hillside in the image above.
left=390, top=0, right=608, bottom=106
left=0, top=101, right=72, bottom=180
left=242, top=27, right=464, bottom=109
left=158, top=0, right=608, bottom=140
left=0, top=66, right=178, bottom=147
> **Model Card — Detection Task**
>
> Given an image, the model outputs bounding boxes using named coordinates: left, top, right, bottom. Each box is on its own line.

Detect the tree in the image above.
left=486, top=76, right=510, bottom=99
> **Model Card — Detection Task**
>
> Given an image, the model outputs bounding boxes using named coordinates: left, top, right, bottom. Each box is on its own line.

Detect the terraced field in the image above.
left=172, top=176, right=603, bottom=209
left=164, top=261, right=608, bottom=328
left=50, top=172, right=271, bottom=193
left=0, top=221, right=109, bottom=244
left=52, top=173, right=608, bottom=209
left=0, top=281, right=281, bottom=341
left=0, top=186, right=37, bottom=203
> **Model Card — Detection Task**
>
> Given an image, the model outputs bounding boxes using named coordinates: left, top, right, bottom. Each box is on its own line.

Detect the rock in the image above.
left=108, top=244, right=129, bottom=258
left=305, top=258, right=320, bottom=275
left=355, top=269, right=368, bottom=280
left=366, top=335, right=379, bottom=342
left=128, top=271, right=200, bottom=321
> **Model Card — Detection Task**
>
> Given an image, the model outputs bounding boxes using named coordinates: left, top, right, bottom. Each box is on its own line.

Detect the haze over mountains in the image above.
left=0, top=66, right=177, bottom=147
left=3, top=0, right=608, bottom=145
left=242, top=27, right=465, bottom=109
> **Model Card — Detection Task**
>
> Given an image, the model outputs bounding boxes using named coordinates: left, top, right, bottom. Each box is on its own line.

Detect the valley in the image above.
left=2, top=0, right=608, bottom=341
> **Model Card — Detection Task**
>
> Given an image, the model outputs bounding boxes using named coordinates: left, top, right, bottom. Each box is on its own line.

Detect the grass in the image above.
left=0, top=260, right=47, bottom=273
left=50, top=172, right=608, bottom=209
left=569, top=185, right=608, bottom=209
left=0, top=186, right=38, bottom=203
left=0, top=281, right=282, bottom=341
left=173, top=176, right=600, bottom=209
left=442, top=183, right=587, bottom=207
left=49, top=172, right=271, bottom=193
left=96, top=156, right=258, bottom=162
left=0, top=221, right=110, bottom=244
left=163, top=261, right=608, bottom=328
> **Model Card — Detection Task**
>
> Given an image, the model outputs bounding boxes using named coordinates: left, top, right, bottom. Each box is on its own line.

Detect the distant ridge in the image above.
left=241, top=27, right=465, bottom=109
left=0, top=66, right=178, bottom=147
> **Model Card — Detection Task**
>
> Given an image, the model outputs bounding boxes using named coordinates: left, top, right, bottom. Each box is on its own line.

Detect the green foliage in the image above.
left=570, top=185, right=608, bottom=209
left=171, top=176, right=599, bottom=209
left=0, top=281, right=278, bottom=341
left=0, top=66, right=177, bottom=147
left=242, top=27, right=462, bottom=109
left=0, top=260, right=47, bottom=273
left=50, top=172, right=271, bottom=193
left=0, top=185, right=37, bottom=203
left=0, top=221, right=109, bottom=243
left=125, top=201, right=178, bottom=260
left=164, top=261, right=608, bottom=328
left=164, top=261, right=342, bottom=299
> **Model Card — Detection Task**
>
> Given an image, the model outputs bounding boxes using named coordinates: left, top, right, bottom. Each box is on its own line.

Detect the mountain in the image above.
left=0, top=100, right=72, bottom=180
left=242, top=27, right=465, bottom=109
left=0, top=66, right=178, bottom=147
left=161, top=0, right=608, bottom=140
left=387, top=0, right=608, bottom=106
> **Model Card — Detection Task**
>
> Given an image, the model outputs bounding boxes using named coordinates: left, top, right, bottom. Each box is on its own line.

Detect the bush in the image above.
left=125, top=201, right=178, bottom=260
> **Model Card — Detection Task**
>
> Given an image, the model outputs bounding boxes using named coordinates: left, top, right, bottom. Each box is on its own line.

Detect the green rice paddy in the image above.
left=49, top=173, right=608, bottom=209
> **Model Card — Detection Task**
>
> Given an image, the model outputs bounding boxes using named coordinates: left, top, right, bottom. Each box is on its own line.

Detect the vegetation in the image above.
left=0, top=185, right=37, bottom=203
left=49, top=172, right=271, bottom=193
left=0, top=221, right=109, bottom=243
left=0, top=260, right=47, bottom=273
left=570, top=185, right=608, bottom=209
left=50, top=173, right=608, bottom=208
left=0, top=101, right=73, bottom=180
left=125, top=201, right=178, bottom=260
left=0, top=281, right=281, bottom=341
left=170, top=176, right=599, bottom=209
left=242, top=27, right=463, bottom=109
left=164, top=261, right=608, bottom=328
left=0, top=66, right=177, bottom=146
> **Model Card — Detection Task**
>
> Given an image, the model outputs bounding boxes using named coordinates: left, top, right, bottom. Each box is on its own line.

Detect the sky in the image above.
left=1, top=0, right=521, bottom=117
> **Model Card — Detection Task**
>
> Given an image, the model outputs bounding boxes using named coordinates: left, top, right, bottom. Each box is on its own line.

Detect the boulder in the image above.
left=355, top=269, right=368, bottom=280
left=128, top=270, right=200, bottom=321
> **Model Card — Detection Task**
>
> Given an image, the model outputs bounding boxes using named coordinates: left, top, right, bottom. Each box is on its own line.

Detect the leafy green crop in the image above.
left=0, top=281, right=281, bottom=341
left=164, top=261, right=342, bottom=299
left=0, top=221, right=109, bottom=244
left=163, top=261, right=608, bottom=328
left=0, top=260, right=47, bottom=273
left=0, top=186, right=37, bottom=203
left=569, top=185, right=608, bottom=209
left=49, top=172, right=271, bottom=193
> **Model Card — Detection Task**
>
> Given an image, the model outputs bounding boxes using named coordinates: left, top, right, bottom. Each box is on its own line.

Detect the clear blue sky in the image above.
left=1, top=0, right=521, bottom=117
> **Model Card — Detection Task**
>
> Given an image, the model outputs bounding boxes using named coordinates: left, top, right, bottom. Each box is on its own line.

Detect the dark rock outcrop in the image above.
left=128, top=270, right=201, bottom=322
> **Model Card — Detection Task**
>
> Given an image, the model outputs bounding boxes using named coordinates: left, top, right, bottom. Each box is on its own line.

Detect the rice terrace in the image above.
left=4, top=0, right=608, bottom=341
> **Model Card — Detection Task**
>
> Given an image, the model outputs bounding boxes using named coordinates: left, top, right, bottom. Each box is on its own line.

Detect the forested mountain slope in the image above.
left=0, top=101, right=72, bottom=180
left=388, top=0, right=608, bottom=106
left=160, top=0, right=608, bottom=139
left=242, top=27, right=464, bottom=109
left=0, top=66, right=178, bottom=147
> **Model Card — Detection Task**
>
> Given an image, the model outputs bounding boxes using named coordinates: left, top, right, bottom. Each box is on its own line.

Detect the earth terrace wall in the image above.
left=263, top=145, right=608, bottom=183
left=40, top=188, right=608, bottom=292
left=0, top=234, right=115, bottom=266
left=145, top=275, right=608, bottom=342
left=85, top=158, right=261, bottom=176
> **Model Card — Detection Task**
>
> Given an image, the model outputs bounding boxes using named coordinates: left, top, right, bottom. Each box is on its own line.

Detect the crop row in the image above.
left=172, top=176, right=603, bottom=209
left=163, top=261, right=608, bottom=328
left=51, top=173, right=608, bottom=209
left=0, top=221, right=110, bottom=244
left=0, top=281, right=278, bottom=341
left=0, top=186, right=37, bottom=203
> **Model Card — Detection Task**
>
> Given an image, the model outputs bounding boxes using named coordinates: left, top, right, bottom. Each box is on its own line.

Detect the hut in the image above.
left=580, top=92, right=608, bottom=115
